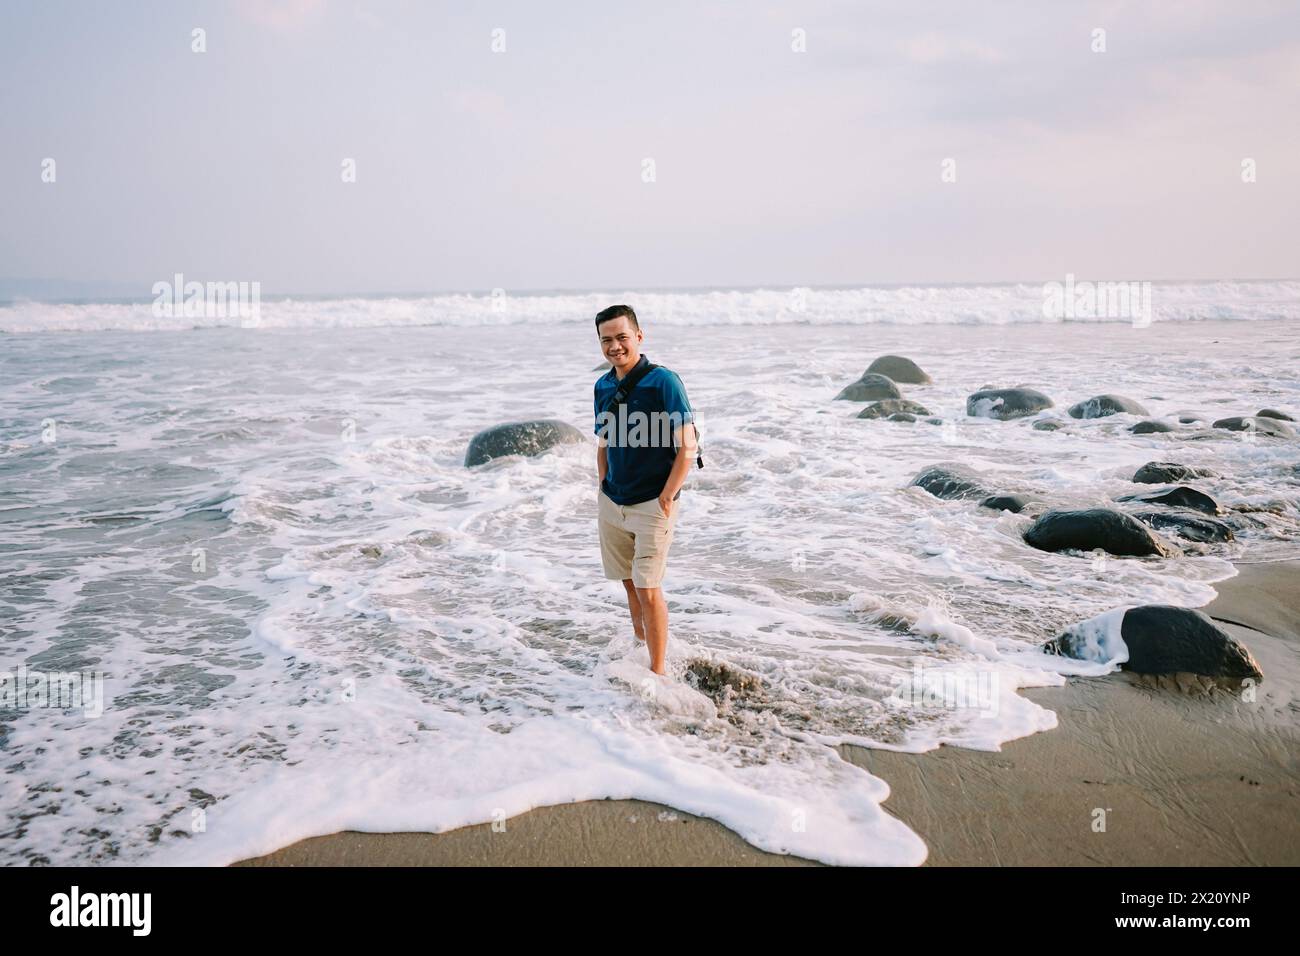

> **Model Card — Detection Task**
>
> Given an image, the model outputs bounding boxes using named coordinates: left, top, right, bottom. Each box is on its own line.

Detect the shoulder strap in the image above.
left=602, top=360, right=659, bottom=414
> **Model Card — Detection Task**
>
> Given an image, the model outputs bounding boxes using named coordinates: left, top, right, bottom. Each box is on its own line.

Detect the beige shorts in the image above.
left=598, top=488, right=679, bottom=589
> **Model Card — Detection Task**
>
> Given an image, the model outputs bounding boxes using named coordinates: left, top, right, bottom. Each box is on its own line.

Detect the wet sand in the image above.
left=233, top=561, right=1300, bottom=867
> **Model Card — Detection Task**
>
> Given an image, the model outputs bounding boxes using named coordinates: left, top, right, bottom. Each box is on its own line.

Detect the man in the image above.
left=593, top=304, right=697, bottom=676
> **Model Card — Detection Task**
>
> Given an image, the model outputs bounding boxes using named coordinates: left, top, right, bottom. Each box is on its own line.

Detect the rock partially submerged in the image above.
left=910, top=463, right=992, bottom=501
left=857, top=398, right=932, bottom=419
left=1133, top=510, right=1235, bottom=544
left=1132, top=461, right=1218, bottom=484
left=1213, top=416, right=1296, bottom=438
left=1130, top=420, right=1173, bottom=434
left=465, top=419, right=587, bottom=467
left=1067, top=394, right=1149, bottom=419
left=835, top=373, right=902, bottom=402
left=1256, top=408, right=1294, bottom=421
left=1047, top=605, right=1262, bottom=681
left=1032, top=418, right=1065, bottom=432
left=966, top=387, right=1054, bottom=420
left=1116, top=486, right=1221, bottom=515
left=865, top=355, right=932, bottom=385
left=980, top=493, right=1031, bottom=514
left=1023, top=508, right=1179, bottom=557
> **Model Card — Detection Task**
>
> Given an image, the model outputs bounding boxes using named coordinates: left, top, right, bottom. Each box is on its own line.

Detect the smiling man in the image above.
left=594, top=304, right=697, bottom=676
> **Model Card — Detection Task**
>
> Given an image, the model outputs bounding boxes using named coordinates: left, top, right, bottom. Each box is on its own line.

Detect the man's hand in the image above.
left=658, top=491, right=675, bottom=519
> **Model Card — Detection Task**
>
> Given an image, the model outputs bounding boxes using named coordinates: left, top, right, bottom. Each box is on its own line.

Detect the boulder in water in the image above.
left=1116, top=486, right=1220, bottom=515
left=857, top=398, right=932, bottom=419
left=1132, top=461, right=1218, bottom=484
left=1256, top=408, right=1294, bottom=421
left=1033, top=418, right=1065, bottom=432
left=1047, top=606, right=1262, bottom=681
left=910, top=463, right=993, bottom=501
left=834, top=373, right=902, bottom=402
left=1133, top=510, right=1234, bottom=544
left=980, top=493, right=1031, bottom=514
left=1067, top=394, right=1150, bottom=419
left=865, top=355, right=932, bottom=385
left=1023, top=508, right=1179, bottom=557
left=1130, top=419, right=1173, bottom=434
left=1213, top=416, right=1296, bottom=437
left=465, top=419, right=587, bottom=467
left=966, top=387, right=1054, bottom=420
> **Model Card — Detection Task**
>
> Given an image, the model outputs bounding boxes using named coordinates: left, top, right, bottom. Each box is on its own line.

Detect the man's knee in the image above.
left=634, top=585, right=663, bottom=605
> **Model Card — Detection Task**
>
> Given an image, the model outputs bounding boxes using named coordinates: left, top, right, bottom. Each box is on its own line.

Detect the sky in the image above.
left=1, top=0, right=1297, bottom=295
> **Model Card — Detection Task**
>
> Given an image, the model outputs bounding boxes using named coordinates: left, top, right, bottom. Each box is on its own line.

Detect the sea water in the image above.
left=2, top=282, right=1298, bottom=865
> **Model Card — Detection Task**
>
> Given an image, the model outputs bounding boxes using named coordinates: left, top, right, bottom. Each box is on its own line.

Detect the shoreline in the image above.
left=232, top=560, right=1300, bottom=867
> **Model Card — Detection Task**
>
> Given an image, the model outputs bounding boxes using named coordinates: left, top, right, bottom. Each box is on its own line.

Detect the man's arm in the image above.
left=597, top=434, right=608, bottom=485
left=658, top=423, right=697, bottom=517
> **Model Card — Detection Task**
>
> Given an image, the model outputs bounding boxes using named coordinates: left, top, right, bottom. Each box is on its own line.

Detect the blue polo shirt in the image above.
left=594, top=355, right=694, bottom=505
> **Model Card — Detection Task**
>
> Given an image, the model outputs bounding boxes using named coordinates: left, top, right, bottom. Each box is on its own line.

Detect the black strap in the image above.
left=602, top=358, right=660, bottom=415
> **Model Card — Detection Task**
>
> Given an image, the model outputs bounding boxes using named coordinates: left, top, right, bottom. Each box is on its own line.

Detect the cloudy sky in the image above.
left=2, top=0, right=1297, bottom=295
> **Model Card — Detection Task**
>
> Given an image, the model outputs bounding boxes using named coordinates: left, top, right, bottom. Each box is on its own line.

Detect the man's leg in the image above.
left=635, top=586, right=668, bottom=674
left=621, top=578, right=645, bottom=642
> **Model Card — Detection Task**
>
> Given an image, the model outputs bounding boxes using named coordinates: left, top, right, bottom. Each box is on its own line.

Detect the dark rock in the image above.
left=1133, top=510, right=1235, bottom=544
left=593, top=361, right=612, bottom=372
left=1048, top=606, right=1261, bottom=681
left=1116, top=486, right=1220, bottom=515
left=966, top=387, right=1054, bottom=420
left=1067, top=394, right=1150, bottom=419
left=980, top=494, right=1031, bottom=513
left=910, top=463, right=992, bottom=501
left=1130, top=420, right=1172, bottom=434
left=1121, top=606, right=1263, bottom=679
left=465, top=419, right=587, bottom=467
left=865, top=355, right=932, bottom=385
left=1212, top=416, right=1296, bottom=437
left=888, top=412, right=917, bottom=422
left=835, top=373, right=902, bottom=402
left=857, top=398, right=932, bottom=419
left=1132, top=462, right=1218, bottom=484
left=1023, top=508, right=1179, bottom=557
left=1256, top=408, right=1295, bottom=421
left=1032, top=418, right=1065, bottom=432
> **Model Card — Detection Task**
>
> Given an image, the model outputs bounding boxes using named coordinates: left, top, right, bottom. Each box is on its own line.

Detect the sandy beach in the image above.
left=233, top=559, right=1299, bottom=867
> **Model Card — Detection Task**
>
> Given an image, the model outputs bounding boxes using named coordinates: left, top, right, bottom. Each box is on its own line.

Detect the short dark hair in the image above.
left=595, top=304, right=639, bottom=332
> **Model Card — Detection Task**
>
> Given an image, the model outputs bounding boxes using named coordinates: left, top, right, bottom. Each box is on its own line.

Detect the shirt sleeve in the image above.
left=660, top=371, right=694, bottom=425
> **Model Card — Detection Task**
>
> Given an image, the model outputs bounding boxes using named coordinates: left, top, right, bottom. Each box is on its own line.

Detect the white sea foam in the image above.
left=2, top=280, right=1299, bottom=333
left=1, top=307, right=1296, bottom=867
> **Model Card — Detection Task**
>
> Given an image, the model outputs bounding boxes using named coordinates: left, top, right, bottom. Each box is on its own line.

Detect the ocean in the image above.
left=2, top=281, right=1299, bottom=865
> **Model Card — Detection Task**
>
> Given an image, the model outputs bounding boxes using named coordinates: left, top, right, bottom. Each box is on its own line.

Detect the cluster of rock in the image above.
left=906, top=449, right=1271, bottom=681
left=833, top=356, right=937, bottom=422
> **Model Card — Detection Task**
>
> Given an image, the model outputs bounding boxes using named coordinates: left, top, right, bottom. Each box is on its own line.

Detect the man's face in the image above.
left=597, top=316, right=642, bottom=372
